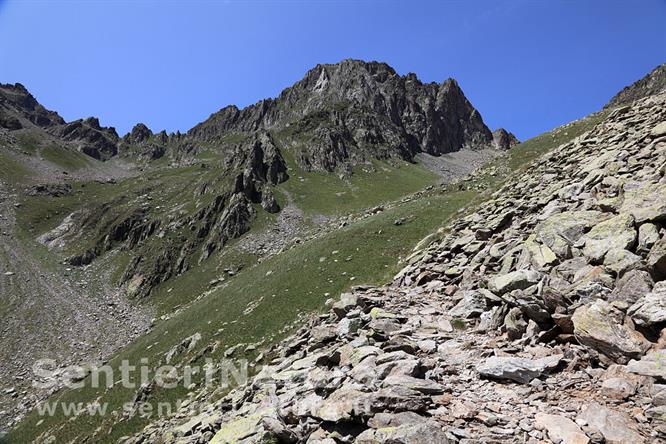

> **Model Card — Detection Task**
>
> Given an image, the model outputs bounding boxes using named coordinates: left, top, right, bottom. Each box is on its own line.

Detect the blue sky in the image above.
left=0, top=1, right=664, bottom=140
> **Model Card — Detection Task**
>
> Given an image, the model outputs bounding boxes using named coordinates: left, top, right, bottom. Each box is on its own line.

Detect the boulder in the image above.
left=628, top=282, right=666, bottom=327
left=332, top=293, right=359, bottom=318
left=382, top=375, right=445, bottom=395
left=476, top=354, right=563, bottom=384
left=608, top=269, right=653, bottom=304
left=368, top=385, right=430, bottom=413
left=603, top=248, right=643, bottom=276
left=520, top=234, right=558, bottom=269
left=651, top=121, right=666, bottom=137
left=578, top=402, right=645, bottom=444
left=356, top=419, right=450, bottom=444
left=311, top=325, right=337, bottom=344
left=209, top=408, right=276, bottom=444
left=336, top=317, right=362, bottom=337
left=638, top=222, right=660, bottom=253
left=572, top=300, right=650, bottom=363
left=627, top=351, right=666, bottom=379
left=314, top=386, right=371, bottom=422
left=620, top=182, right=666, bottom=223
left=601, top=377, right=637, bottom=399
left=449, top=290, right=488, bottom=319
left=535, top=412, right=589, bottom=444
left=489, top=269, right=541, bottom=295
left=503, top=307, right=527, bottom=340
left=339, top=345, right=382, bottom=367
left=582, top=213, right=636, bottom=262
left=647, top=235, right=666, bottom=279
left=535, top=211, right=606, bottom=259
left=478, top=305, right=508, bottom=332
left=367, top=411, right=425, bottom=429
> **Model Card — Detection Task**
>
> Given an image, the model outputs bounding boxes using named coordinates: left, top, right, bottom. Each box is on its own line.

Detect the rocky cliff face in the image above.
left=124, top=92, right=666, bottom=444
left=606, top=63, right=666, bottom=108
left=53, top=117, right=120, bottom=160
left=0, top=83, right=65, bottom=130
left=492, top=128, right=519, bottom=150
left=190, top=60, right=514, bottom=171
left=0, top=83, right=121, bottom=159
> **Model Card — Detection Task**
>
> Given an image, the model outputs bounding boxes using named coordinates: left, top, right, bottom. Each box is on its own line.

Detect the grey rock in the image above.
left=449, top=290, right=488, bottom=319
left=582, top=213, right=636, bottom=263
left=356, top=419, right=450, bottom=443
left=503, top=307, right=527, bottom=340
left=535, top=211, right=605, bottom=259
left=627, top=351, right=666, bottom=379
left=578, top=402, right=645, bottom=444
left=620, top=182, right=666, bottom=223
left=336, top=317, right=362, bottom=337
left=601, top=377, right=637, bottom=399
left=572, top=299, right=650, bottom=363
left=638, top=222, right=660, bottom=253
left=489, top=269, right=541, bottom=295
left=476, top=354, right=563, bottom=384
left=647, top=235, right=666, bottom=279
left=603, top=248, right=643, bottom=277
left=535, top=413, right=589, bottom=444
left=628, top=282, right=666, bottom=326
left=382, top=375, right=445, bottom=394
left=367, top=411, right=425, bottom=429
left=332, top=293, right=359, bottom=318
left=608, top=269, right=653, bottom=304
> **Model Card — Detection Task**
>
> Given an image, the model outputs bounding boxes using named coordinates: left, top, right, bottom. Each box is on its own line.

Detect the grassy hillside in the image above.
left=5, top=111, right=605, bottom=443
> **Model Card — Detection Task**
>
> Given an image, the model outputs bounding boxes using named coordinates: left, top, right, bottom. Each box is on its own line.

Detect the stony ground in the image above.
left=119, top=93, right=666, bottom=443
left=0, top=141, right=152, bottom=431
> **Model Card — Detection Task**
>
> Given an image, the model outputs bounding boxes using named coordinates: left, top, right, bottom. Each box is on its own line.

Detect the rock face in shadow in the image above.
left=0, top=83, right=119, bottom=159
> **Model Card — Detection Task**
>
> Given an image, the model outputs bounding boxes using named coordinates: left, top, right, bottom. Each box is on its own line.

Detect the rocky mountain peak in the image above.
left=606, top=62, right=666, bottom=108
left=124, top=122, right=154, bottom=144
left=492, top=128, right=520, bottom=150
left=54, top=117, right=120, bottom=160
left=0, top=82, right=66, bottom=129
left=190, top=59, right=513, bottom=172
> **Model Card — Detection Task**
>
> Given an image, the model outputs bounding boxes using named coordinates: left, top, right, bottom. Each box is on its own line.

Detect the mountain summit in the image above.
left=1, top=60, right=517, bottom=172
left=190, top=59, right=516, bottom=171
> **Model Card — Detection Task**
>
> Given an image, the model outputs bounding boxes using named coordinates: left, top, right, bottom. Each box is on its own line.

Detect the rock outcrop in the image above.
left=492, top=128, right=519, bottom=150
left=606, top=62, right=666, bottom=108
left=52, top=116, right=120, bottom=160
left=0, top=83, right=65, bottom=129
left=121, top=92, right=666, bottom=442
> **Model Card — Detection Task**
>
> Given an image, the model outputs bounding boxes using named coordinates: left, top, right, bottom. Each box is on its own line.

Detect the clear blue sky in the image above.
left=1, top=1, right=664, bottom=140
